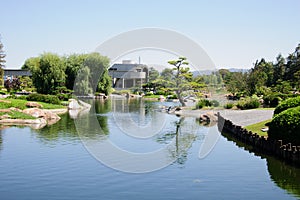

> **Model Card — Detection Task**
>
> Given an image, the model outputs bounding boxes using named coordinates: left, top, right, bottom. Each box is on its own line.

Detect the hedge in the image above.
left=273, top=96, right=300, bottom=115
left=26, top=93, right=61, bottom=105
left=195, top=99, right=211, bottom=109
left=195, top=99, right=220, bottom=109
left=236, top=97, right=260, bottom=110
left=268, top=106, right=300, bottom=145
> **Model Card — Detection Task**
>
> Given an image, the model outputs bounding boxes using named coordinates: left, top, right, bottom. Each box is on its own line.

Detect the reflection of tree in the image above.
left=267, top=156, right=300, bottom=198
left=94, top=99, right=111, bottom=114
left=221, top=131, right=300, bottom=199
left=156, top=117, right=198, bottom=165
left=0, top=130, right=2, bottom=151
left=33, top=114, right=78, bottom=143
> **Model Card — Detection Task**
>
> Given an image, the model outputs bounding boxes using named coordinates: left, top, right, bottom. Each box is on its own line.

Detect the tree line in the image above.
left=0, top=35, right=5, bottom=86
left=21, top=52, right=112, bottom=97
left=220, top=43, right=300, bottom=97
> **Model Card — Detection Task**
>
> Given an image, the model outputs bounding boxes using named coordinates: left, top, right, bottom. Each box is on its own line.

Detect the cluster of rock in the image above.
left=0, top=101, right=66, bottom=129
left=68, top=99, right=91, bottom=119
left=0, top=99, right=93, bottom=129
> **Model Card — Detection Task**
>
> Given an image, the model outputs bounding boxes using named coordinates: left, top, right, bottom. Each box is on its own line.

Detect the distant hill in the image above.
left=192, top=68, right=250, bottom=76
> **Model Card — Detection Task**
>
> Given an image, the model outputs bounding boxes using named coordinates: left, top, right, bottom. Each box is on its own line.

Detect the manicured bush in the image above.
left=26, top=93, right=61, bottom=105
left=56, top=93, right=72, bottom=101
left=155, top=90, right=166, bottom=95
left=210, top=100, right=220, bottom=107
left=145, top=92, right=154, bottom=96
left=263, top=94, right=282, bottom=107
left=268, top=106, right=300, bottom=145
left=224, top=103, right=234, bottom=109
left=167, top=94, right=177, bottom=99
left=274, top=96, right=300, bottom=115
left=195, top=99, right=211, bottom=109
left=236, top=97, right=260, bottom=110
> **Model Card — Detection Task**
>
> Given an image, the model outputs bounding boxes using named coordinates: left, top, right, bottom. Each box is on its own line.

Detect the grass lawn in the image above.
left=254, top=107, right=275, bottom=110
left=0, top=110, right=36, bottom=120
left=0, top=99, right=65, bottom=110
left=143, top=95, right=165, bottom=99
left=244, top=119, right=272, bottom=137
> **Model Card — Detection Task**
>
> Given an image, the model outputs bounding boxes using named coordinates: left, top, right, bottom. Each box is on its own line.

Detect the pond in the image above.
left=0, top=98, right=299, bottom=200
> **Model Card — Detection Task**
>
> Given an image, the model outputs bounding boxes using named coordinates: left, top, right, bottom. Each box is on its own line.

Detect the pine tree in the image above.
left=0, top=35, right=6, bottom=86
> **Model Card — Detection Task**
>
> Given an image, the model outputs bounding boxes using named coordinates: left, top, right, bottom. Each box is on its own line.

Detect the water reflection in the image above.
left=221, top=131, right=300, bottom=199
left=156, top=117, right=199, bottom=165
left=74, top=98, right=203, bottom=172
left=267, top=156, right=300, bottom=198
left=0, top=129, right=2, bottom=151
left=33, top=114, right=78, bottom=143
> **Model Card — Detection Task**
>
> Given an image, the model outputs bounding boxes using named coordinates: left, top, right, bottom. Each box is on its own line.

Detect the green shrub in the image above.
left=236, top=97, right=260, bottom=110
left=268, top=106, right=300, bottom=145
left=210, top=100, right=220, bottom=107
left=167, top=94, right=177, bottom=99
left=56, top=93, right=72, bottom=101
left=263, top=94, right=282, bottom=107
left=224, top=103, right=234, bottom=109
left=274, top=96, right=300, bottom=115
left=196, top=99, right=211, bottom=109
left=145, top=92, right=154, bottom=96
left=155, top=90, right=165, bottom=95
left=26, top=93, right=61, bottom=105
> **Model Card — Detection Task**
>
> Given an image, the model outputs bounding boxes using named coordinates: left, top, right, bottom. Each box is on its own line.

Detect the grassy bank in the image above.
left=0, top=110, right=36, bottom=120
left=0, top=99, right=65, bottom=110
left=244, top=119, right=272, bottom=137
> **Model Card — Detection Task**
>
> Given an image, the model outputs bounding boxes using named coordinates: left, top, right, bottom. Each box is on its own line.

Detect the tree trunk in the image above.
left=176, top=90, right=186, bottom=107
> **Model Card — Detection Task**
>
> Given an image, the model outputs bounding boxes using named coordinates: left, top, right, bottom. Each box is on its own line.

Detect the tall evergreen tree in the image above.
left=0, top=35, right=6, bottom=86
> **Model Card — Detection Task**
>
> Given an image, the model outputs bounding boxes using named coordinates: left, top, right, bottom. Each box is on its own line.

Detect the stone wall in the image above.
left=217, top=112, right=300, bottom=166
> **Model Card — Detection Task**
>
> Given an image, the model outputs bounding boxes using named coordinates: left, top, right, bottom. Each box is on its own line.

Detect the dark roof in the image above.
left=4, top=69, right=32, bottom=76
left=109, top=64, right=147, bottom=71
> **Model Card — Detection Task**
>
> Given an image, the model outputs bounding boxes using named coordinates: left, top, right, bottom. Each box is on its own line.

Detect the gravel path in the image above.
left=178, top=108, right=274, bottom=127
left=218, top=109, right=274, bottom=127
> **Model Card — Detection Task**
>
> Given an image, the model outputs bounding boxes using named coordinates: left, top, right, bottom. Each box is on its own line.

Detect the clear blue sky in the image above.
left=1, top=0, right=300, bottom=69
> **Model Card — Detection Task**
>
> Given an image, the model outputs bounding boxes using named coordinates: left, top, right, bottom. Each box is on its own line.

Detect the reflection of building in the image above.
left=109, top=60, right=148, bottom=89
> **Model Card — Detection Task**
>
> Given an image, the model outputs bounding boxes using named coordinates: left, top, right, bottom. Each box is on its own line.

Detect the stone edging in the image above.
left=217, top=112, right=300, bottom=166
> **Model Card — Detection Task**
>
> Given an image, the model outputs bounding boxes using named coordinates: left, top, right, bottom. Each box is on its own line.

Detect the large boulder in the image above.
left=26, top=102, right=43, bottom=108
left=0, top=114, right=11, bottom=120
left=22, top=108, right=61, bottom=125
left=23, top=108, right=46, bottom=118
left=68, top=99, right=83, bottom=110
left=43, top=110, right=61, bottom=125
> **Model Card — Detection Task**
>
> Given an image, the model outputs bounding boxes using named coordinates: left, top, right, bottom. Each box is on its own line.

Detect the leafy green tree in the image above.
left=0, top=36, right=6, bottom=86
left=19, top=76, right=34, bottom=91
left=168, top=57, right=192, bottom=106
left=218, top=69, right=230, bottom=81
left=74, top=66, right=93, bottom=95
left=273, top=54, right=286, bottom=84
left=83, top=53, right=111, bottom=95
left=148, top=67, right=160, bottom=82
left=161, top=68, right=174, bottom=82
left=21, top=57, right=40, bottom=71
left=226, top=72, right=248, bottom=95
left=64, top=54, right=88, bottom=90
left=31, top=53, right=66, bottom=94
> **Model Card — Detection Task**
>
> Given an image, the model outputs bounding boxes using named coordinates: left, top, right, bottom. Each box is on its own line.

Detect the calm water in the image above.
left=0, top=98, right=299, bottom=200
